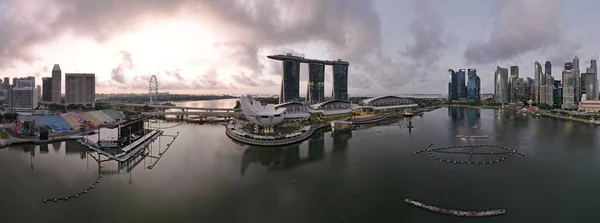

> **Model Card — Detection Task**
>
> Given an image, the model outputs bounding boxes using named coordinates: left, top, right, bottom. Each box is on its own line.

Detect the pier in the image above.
left=405, top=198, right=506, bottom=217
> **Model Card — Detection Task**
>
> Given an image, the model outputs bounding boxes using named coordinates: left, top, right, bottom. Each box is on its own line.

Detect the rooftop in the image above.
left=267, top=54, right=349, bottom=66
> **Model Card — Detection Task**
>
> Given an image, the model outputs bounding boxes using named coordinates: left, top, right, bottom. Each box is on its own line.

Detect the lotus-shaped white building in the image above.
left=239, top=95, right=286, bottom=127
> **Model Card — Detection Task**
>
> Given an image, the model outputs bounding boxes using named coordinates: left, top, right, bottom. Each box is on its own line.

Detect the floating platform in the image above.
left=457, top=135, right=489, bottom=139
left=405, top=198, right=506, bottom=217
left=79, top=130, right=163, bottom=162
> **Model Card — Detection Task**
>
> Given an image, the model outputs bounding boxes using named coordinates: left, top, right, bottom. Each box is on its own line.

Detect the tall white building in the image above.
left=65, top=73, right=95, bottom=106
left=494, top=66, right=508, bottom=104
left=11, top=77, right=38, bottom=113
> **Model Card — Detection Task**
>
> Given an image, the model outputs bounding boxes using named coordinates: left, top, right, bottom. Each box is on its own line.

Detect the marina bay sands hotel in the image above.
left=268, top=53, right=349, bottom=104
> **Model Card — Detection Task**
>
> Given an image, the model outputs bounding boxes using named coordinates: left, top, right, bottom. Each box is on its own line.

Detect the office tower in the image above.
left=36, top=85, right=41, bottom=102
left=65, top=73, right=95, bottom=106
left=456, top=69, right=467, bottom=99
left=562, top=64, right=576, bottom=109
left=42, top=77, right=52, bottom=102
left=583, top=73, right=597, bottom=101
left=527, top=77, right=534, bottom=101
left=546, top=75, right=554, bottom=106
left=510, top=66, right=519, bottom=102
left=467, top=69, right=480, bottom=103
left=573, top=56, right=580, bottom=103
left=51, top=64, right=61, bottom=103
left=307, top=63, right=325, bottom=103
left=534, top=62, right=542, bottom=103
left=554, top=80, right=563, bottom=107
left=448, top=69, right=457, bottom=101
left=11, top=77, right=38, bottom=113
left=545, top=61, right=552, bottom=76
left=3, top=77, right=8, bottom=90
left=588, top=59, right=598, bottom=100
left=494, top=66, right=508, bottom=104
left=280, top=60, right=300, bottom=103
left=332, top=64, right=349, bottom=101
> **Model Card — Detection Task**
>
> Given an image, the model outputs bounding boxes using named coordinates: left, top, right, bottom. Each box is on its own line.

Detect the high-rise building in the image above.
left=562, top=64, right=576, bottom=109
left=448, top=69, right=458, bottom=101
left=546, top=74, right=554, bottom=106
left=545, top=61, right=552, bottom=76
left=534, top=62, right=542, bottom=103
left=36, top=85, right=41, bottom=102
left=573, top=56, right=580, bottom=103
left=467, top=69, right=480, bottom=103
left=307, top=63, right=325, bottom=103
left=527, top=77, right=534, bottom=101
left=51, top=64, right=62, bottom=103
left=587, top=59, right=598, bottom=100
left=280, top=60, right=300, bottom=103
left=583, top=72, right=597, bottom=101
left=42, top=77, right=52, bottom=102
left=11, top=77, right=38, bottom=113
left=494, top=66, right=509, bottom=104
left=65, top=73, right=95, bottom=106
left=457, top=69, right=467, bottom=99
left=332, top=64, right=349, bottom=101
left=510, top=66, right=519, bottom=102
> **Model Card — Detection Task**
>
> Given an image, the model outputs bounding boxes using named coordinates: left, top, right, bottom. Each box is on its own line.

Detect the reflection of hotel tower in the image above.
left=268, top=54, right=349, bottom=103
left=240, top=131, right=352, bottom=176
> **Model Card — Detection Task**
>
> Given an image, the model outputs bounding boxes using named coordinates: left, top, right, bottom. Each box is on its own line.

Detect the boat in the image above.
left=405, top=198, right=505, bottom=217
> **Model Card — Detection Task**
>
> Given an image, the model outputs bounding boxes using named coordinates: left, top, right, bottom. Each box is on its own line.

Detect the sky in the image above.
left=0, top=0, right=598, bottom=96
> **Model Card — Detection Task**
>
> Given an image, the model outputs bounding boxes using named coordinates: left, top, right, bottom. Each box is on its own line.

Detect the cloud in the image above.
left=110, top=50, right=134, bottom=83
left=464, top=0, right=566, bottom=64
left=232, top=73, right=277, bottom=87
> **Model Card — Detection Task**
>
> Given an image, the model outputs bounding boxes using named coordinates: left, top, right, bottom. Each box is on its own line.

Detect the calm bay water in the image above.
left=2, top=105, right=600, bottom=222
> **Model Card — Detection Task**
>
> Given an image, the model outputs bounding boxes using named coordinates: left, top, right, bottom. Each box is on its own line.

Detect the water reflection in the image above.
left=240, top=130, right=353, bottom=176
left=448, top=107, right=481, bottom=138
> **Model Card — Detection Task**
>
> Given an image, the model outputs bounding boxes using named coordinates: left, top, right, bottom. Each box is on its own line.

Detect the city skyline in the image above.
left=2, top=0, right=600, bottom=95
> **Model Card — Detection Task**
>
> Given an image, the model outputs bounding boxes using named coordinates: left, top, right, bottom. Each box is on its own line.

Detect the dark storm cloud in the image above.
left=464, top=0, right=569, bottom=64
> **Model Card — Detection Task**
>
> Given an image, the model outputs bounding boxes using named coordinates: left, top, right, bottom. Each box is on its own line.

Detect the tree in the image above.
left=3, top=113, right=19, bottom=122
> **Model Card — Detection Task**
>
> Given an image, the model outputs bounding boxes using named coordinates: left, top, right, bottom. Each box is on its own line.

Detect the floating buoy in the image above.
left=43, top=199, right=47, bottom=203
left=75, top=195, right=79, bottom=198
left=54, top=199, right=57, bottom=202
left=91, top=185, right=95, bottom=188
left=84, top=191, right=88, bottom=194
left=65, top=197, right=69, bottom=201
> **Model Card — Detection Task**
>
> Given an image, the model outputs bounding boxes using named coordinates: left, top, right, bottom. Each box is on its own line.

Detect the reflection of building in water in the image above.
left=466, top=109, right=481, bottom=127
left=332, top=131, right=352, bottom=153
left=309, top=130, right=325, bottom=160
left=40, top=143, right=49, bottom=154
left=448, top=107, right=466, bottom=127
left=241, top=131, right=352, bottom=176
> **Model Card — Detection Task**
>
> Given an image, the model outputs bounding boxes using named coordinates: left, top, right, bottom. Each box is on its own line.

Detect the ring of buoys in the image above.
left=43, top=153, right=104, bottom=204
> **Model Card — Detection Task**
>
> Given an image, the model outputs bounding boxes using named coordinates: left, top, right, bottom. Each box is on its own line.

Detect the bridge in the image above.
left=96, top=101, right=238, bottom=112
left=142, top=111, right=239, bottom=118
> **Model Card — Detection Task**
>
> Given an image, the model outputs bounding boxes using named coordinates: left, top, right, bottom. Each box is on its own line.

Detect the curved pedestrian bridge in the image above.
left=405, top=198, right=506, bottom=217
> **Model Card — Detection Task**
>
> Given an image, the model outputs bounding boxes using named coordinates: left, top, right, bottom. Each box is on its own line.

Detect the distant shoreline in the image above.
left=445, top=104, right=501, bottom=109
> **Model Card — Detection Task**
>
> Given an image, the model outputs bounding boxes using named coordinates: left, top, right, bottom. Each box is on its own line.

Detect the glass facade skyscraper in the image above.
left=281, top=60, right=301, bottom=103
left=448, top=69, right=457, bottom=101
left=307, top=63, right=325, bottom=103
left=467, top=69, right=480, bottom=103
left=457, top=69, right=467, bottom=99
left=534, top=61, right=542, bottom=103
left=332, top=64, right=348, bottom=101
left=494, top=66, right=509, bottom=104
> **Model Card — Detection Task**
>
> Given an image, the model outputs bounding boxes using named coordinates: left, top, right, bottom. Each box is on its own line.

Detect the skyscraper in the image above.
left=494, top=66, right=508, bottom=104
left=51, top=64, right=61, bottom=103
left=42, top=77, right=52, bottom=102
left=467, top=69, right=480, bottom=103
left=545, top=61, right=552, bottom=75
left=562, top=63, right=576, bottom=109
left=510, top=66, right=519, bottom=102
left=448, top=69, right=457, bottom=101
left=534, top=61, right=542, bottom=103
left=65, top=73, right=95, bottom=106
left=332, top=64, right=349, bottom=101
left=583, top=72, right=597, bottom=101
left=573, top=56, right=580, bottom=103
left=457, top=69, right=467, bottom=99
left=280, top=60, right=300, bottom=103
left=307, top=63, right=325, bottom=103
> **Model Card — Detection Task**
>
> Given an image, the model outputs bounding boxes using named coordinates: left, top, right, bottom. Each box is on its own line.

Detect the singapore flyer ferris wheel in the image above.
left=149, top=75, right=159, bottom=104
